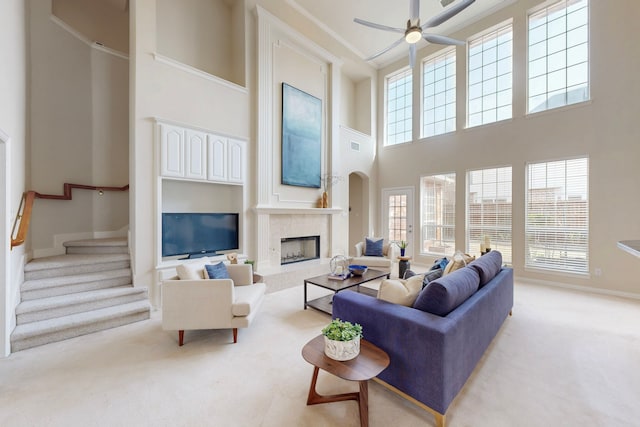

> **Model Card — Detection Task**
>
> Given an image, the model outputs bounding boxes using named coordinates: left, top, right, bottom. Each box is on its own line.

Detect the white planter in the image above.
left=324, top=336, right=361, bottom=361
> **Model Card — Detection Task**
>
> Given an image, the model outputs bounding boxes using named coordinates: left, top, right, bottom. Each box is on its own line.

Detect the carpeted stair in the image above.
left=11, top=238, right=150, bottom=352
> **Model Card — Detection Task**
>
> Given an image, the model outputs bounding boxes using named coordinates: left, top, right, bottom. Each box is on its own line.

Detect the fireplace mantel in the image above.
left=254, top=206, right=342, bottom=215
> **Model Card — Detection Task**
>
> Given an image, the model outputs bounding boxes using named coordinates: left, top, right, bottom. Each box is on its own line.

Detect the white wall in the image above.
left=0, top=0, right=28, bottom=356
left=376, top=0, right=640, bottom=296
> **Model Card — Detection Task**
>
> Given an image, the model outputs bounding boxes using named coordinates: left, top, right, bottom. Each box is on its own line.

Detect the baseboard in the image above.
left=517, top=277, right=640, bottom=301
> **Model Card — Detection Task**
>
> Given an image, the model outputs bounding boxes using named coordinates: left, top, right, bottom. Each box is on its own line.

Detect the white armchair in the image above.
left=162, top=264, right=266, bottom=346
left=351, top=239, right=398, bottom=277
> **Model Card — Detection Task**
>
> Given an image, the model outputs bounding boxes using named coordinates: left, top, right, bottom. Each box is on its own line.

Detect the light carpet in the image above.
left=1, top=281, right=639, bottom=427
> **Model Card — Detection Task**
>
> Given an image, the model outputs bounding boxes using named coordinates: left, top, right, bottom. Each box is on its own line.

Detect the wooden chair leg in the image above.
left=178, top=330, right=184, bottom=346
left=233, top=328, right=238, bottom=343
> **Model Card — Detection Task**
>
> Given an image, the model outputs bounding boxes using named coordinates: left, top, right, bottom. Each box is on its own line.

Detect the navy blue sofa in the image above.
left=333, top=253, right=513, bottom=427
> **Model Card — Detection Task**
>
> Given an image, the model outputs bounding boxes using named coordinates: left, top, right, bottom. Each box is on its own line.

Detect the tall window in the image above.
left=422, top=49, right=456, bottom=138
left=420, top=173, right=456, bottom=256
left=468, top=23, right=513, bottom=127
left=528, top=0, right=589, bottom=113
left=525, top=158, right=589, bottom=274
left=467, top=167, right=512, bottom=264
left=385, top=68, right=413, bottom=146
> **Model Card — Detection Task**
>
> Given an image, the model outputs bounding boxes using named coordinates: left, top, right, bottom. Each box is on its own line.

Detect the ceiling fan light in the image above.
left=405, top=28, right=422, bottom=44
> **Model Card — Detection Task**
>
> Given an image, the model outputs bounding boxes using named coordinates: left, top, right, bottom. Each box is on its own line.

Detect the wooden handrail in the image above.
left=10, top=183, right=129, bottom=249
left=10, top=191, right=35, bottom=249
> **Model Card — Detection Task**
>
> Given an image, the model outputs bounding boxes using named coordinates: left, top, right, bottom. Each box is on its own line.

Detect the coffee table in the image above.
left=302, top=335, right=390, bottom=427
left=304, top=269, right=388, bottom=315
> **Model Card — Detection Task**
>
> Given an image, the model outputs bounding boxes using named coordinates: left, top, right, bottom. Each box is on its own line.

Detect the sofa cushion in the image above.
left=413, top=267, right=480, bottom=316
left=468, top=250, right=503, bottom=287
left=176, top=259, right=209, bottom=280
left=377, top=275, right=424, bottom=306
left=204, top=262, right=230, bottom=279
left=232, top=283, right=266, bottom=316
left=364, top=237, right=384, bottom=256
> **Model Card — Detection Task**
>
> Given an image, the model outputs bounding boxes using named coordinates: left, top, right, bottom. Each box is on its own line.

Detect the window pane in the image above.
left=525, top=157, right=589, bottom=274
left=527, top=0, right=590, bottom=114
left=468, top=22, right=513, bottom=128
left=386, top=68, right=413, bottom=145
left=421, top=173, right=456, bottom=256
left=422, top=48, right=456, bottom=138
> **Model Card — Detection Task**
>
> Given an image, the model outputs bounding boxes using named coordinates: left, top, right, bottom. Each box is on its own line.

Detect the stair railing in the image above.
left=10, top=183, right=129, bottom=249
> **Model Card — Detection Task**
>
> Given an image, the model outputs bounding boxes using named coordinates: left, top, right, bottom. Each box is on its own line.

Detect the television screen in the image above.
left=162, top=213, right=239, bottom=258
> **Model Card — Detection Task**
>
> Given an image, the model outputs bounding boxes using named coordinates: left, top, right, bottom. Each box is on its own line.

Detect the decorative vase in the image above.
left=321, top=191, right=328, bottom=208
left=400, top=248, right=406, bottom=257
left=324, top=336, right=360, bottom=361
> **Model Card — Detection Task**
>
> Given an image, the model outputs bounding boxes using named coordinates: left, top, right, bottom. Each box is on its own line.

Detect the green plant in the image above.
left=322, top=318, right=363, bottom=341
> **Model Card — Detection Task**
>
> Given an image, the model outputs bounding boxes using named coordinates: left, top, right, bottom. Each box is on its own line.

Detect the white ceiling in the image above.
left=288, top=0, right=515, bottom=69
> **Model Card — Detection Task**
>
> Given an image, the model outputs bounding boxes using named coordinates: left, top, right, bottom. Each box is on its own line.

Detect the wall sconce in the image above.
left=98, top=189, right=104, bottom=196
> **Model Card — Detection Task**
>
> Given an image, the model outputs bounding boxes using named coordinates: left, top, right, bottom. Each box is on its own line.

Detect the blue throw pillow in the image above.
left=205, top=262, right=230, bottom=279
left=413, top=267, right=480, bottom=316
left=468, top=250, right=502, bottom=287
left=364, top=237, right=384, bottom=257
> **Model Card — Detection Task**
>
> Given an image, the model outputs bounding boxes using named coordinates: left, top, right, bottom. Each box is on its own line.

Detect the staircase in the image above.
left=11, top=238, right=151, bottom=352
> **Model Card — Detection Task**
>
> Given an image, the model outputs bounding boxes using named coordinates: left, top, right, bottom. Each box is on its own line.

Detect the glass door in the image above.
left=382, top=187, right=414, bottom=258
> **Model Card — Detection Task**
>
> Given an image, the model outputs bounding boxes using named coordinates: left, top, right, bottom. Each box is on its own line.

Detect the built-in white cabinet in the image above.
left=159, top=123, right=246, bottom=185
left=160, top=124, right=185, bottom=178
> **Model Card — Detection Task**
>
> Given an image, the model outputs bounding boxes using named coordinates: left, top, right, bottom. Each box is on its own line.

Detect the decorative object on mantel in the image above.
left=226, top=253, right=238, bottom=264
left=281, top=83, right=322, bottom=189
left=322, top=318, right=363, bottom=361
left=320, top=174, right=343, bottom=208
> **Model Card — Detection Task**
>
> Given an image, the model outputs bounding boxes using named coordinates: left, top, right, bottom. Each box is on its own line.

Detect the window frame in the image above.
left=419, top=172, right=456, bottom=257
left=384, top=67, right=413, bottom=146
left=421, top=47, right=457, bottom=139
left=526, top=0, right=590, bottom=115
left=525, top=156, right=589, bottom=275
left=466, top=20, right=513, bottom=129
left=466, top=166, right=513, bottom=265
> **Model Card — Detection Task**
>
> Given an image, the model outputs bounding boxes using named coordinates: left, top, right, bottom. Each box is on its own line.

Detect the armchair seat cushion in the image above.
left=232, top=283, right=267, bottom=317
left=351, top=255, right=392, bottom=268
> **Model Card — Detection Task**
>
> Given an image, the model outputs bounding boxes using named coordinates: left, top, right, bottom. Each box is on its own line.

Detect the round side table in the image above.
left=397, top=256, right=412, bottom=279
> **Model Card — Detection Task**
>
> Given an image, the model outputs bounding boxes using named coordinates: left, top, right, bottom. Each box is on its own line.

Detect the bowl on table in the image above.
left=348, top=265, right=368, bottom=276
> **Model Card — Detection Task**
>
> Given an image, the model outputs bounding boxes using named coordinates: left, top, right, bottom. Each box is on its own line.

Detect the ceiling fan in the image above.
left=354, top=0, right=476, bottom=67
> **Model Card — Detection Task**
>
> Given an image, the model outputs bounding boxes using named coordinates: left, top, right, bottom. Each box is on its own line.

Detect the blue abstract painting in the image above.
left=281, top=83, right=322, bottom=188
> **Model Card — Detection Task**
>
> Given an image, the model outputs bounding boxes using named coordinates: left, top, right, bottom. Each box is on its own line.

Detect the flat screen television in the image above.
left=162, top=212, right=239, bottom=258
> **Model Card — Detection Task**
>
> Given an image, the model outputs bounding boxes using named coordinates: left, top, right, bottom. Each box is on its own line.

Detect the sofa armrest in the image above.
left=355, top=241, right=364, bottom=257
left=161, top=279, right=234, bottom=330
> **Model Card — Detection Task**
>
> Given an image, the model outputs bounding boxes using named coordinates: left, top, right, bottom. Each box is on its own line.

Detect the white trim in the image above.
left=49, top=15, right=129, bottom=60
left=0, top=128, right=10, bottom=357
left=518, top=277, right=640, bottom=301
left=153, top=53, right=248, bottom=94
left=254, top=206, right=342, bottom=215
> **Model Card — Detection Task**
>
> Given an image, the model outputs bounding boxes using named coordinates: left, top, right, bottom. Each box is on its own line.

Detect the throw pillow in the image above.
left=364, top=237, right=384, bottom=257
left=422, top=267, right=443, bottom=289
left=204, top=262, right=230, bottom=280
left=377, top=275, right=424, bottom=307
left=176, top=259, right=208, bottom=280
left=468, top=250, right=503, bottom=287
left=443, top=251, right=475, bottom=276
left=413, top=267, right=480, bottom=316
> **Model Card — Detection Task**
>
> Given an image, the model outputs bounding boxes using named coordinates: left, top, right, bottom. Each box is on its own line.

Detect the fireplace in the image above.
left=281, top=236, right=320, bottom=265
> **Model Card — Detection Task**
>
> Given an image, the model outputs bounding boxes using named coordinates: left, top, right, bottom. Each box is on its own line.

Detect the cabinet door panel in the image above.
left=161, top=125, right=184, bottom=177
left=185, top=130, right=207, bottom=180
left=207, top=135, right=227, bottom=182
left=227, top=139, right=245, bottom=183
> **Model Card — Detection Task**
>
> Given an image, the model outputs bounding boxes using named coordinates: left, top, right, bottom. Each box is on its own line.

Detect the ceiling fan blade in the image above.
left=365, top=36, right=406, bottom=61
left=422, top=0, right=475, bottom=29
left=354, top=18, right=405, bottom=34
left=410, top=0, right=420, bottom=22
left=423, top=33, right=466, bottom=46
left=409, top=44, right=417, bottom=68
